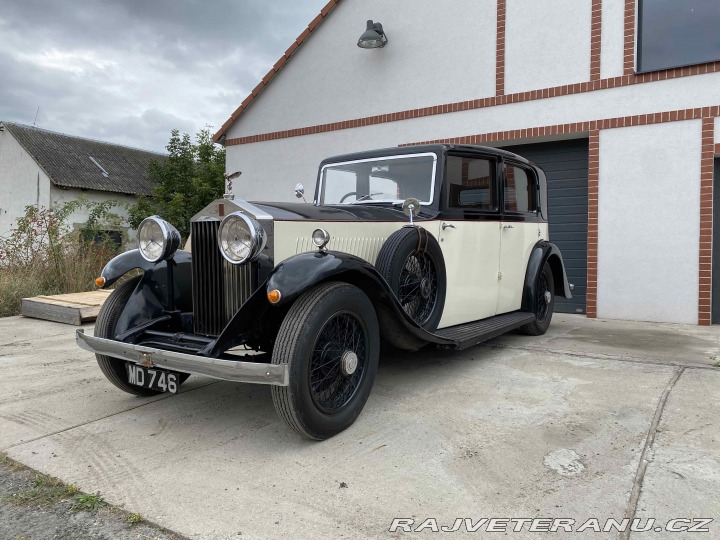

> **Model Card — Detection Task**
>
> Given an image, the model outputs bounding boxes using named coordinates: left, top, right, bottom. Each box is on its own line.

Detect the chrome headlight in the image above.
left=218, top=212, right=266, bottom=264
left=138, top=216, right=180, bottom=263
left=312, top=228, right=330, bottom=249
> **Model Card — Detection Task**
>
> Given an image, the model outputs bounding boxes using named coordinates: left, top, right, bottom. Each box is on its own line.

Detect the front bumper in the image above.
left=76, top=329, right=288, bottom=386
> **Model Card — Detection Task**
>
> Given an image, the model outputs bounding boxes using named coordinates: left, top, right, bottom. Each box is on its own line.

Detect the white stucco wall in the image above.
left=504, top=0, right=592, bottom=94
left=227, top=71, right=720, bottom=202
left=229, top=0, right=498, bottom=137
left=600, top=0, right=626, bottom=79
left=0, top=129, right=52, bottom=236
left=596, top=120, right=702, bottom=324
left=715, top=117, right=720, bottom=146
left=50, top=186, right=137, bottom=240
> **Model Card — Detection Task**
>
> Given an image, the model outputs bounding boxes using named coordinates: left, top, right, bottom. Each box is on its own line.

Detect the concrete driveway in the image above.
left=1, top=314, right=719, bottom=539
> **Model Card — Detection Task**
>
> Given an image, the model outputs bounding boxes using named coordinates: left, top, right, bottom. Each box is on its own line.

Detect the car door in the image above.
left=437, top=153, right=502, bottom=328
left=496, top=160, right=542, bottom=314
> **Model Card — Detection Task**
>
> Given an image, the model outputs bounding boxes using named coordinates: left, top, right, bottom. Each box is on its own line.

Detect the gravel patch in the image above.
left=0, top=454, right=187, bottom=540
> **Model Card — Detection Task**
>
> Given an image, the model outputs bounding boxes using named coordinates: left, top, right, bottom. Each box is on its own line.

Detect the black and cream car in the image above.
left=77, top=145, right=572, bottom=440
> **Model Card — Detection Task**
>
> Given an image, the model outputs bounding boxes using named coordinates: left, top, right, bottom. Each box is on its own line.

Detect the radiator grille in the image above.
left=191, top=220, right=256, bottom=336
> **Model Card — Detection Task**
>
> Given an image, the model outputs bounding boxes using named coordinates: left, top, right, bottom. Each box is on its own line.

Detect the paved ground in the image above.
left=0, top=314, right=718, bottom=539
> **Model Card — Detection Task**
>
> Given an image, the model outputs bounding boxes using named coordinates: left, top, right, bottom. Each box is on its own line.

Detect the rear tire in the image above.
left=271, top=282, right=380, bottom=440
left=94, top=276, right=188, bottom=396
left=519, top=263, right=555, bottom=336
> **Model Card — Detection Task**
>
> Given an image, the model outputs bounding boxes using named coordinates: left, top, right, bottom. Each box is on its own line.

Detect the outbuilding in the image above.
left=214, top=0, right=720, bottom=325
left=0, top=121, right=162, bottom=242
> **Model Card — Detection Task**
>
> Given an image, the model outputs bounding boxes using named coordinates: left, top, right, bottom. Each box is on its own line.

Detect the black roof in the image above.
left=1, top=122, right=165, bottom=196
left=320, top=144, right=533, bottom=167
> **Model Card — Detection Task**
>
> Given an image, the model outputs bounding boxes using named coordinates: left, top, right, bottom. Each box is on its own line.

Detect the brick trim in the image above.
left=590, top=0, right=603, bottom=81
left=587, top=130, right=600, bottom=317
left=401, top=106, right=720, bottom=146
left=213, top=0, right=342, bottom=143
left=623, top=0, right=636, bottom=75
left=225, top=61, right=720, bottom=146
left=496, top=0, right=506, bottom=95
left=699, top=118, right=715, bottom=325
left=715, top=143, right=720, bottom=155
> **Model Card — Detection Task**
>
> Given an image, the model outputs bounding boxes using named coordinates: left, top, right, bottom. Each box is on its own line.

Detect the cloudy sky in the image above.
left=0, top=0, right=327, bottom=152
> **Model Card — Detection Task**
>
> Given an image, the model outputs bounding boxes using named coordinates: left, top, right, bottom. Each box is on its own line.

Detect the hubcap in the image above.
left=340, top=350, right=358, bottom=376
left=544, top=291, right=552, bottom=304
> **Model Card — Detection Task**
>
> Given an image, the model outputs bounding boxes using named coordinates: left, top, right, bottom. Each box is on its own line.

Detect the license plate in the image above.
left=126, top=364, right=180, bottom=394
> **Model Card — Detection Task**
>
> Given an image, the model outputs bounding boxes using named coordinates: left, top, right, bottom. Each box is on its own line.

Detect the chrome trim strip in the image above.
left=234, top=200, right=273, bottom=220
left=77, top=330, right=288, bottom=386
left=317, top=152, right=438, bottom=206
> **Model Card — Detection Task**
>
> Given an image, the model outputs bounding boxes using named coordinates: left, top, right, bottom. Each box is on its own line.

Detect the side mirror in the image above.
left=294, top=183, right=305, bottom=199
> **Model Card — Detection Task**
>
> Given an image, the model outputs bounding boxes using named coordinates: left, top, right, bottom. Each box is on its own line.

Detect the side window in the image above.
left=445, top=156, right=496, bottom=210
left=504, top=165, right=537, bottom=213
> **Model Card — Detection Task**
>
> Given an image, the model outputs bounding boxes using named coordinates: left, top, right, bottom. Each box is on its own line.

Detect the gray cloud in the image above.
left=0, top=0, right=327, bottom=151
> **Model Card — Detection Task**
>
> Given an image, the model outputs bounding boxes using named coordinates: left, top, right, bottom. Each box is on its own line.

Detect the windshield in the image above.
left=318, top=153, right=437, bottom=205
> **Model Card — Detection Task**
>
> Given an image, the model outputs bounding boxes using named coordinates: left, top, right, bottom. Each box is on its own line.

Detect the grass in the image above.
left=4, top=472, right=79, bottom=507
left=70, top=492, right=107, bottom=512
left=126, top=512, right=143, bottom=525
left=0, top=452, right=26, bottom=472
left=0, top=243, right=117, bottom=318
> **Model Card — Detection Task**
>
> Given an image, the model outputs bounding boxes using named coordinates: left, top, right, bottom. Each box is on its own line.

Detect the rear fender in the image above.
left=522, top=241, right=572, bottom=313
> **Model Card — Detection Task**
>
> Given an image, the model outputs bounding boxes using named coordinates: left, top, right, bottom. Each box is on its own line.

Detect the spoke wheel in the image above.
left=271, top=282, right=380, bottom=440
left=398, top=252, right=438, bottom=326
left=519, top=262, right=555, bottom=336
left=536, top=271, right=550, bottom=322
left=310, top=312, right=367, bottom=414
left=375, top=227, right=447, bottom=332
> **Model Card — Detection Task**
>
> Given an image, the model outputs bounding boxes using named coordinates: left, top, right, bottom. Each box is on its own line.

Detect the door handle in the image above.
left=442, top=222, right=455, bottom=230
left=503, top=224, right=514, bottom=229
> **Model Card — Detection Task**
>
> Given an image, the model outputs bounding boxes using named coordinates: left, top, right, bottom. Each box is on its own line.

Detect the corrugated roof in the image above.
left=212, top=0, right=342, bottom=144
left=2, top=121, right=165, bottom=196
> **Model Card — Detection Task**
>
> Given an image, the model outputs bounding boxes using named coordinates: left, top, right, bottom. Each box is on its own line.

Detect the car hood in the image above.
left=251, top=201, right=437, bottom=222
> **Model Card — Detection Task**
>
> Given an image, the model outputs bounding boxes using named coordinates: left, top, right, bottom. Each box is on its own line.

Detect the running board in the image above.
left=434, top=312, right=536, bottom=350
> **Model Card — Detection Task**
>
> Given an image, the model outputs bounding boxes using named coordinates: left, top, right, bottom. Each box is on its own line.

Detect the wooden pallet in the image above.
left=21, top=290, right=113, bottom=325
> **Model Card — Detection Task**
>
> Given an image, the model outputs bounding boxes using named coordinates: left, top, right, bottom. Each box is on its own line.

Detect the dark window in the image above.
left=445, top=156, right=496, bottom=210
left=504, top=165, right=537, bottom=213
left=638, top=0, right=720, bottom=73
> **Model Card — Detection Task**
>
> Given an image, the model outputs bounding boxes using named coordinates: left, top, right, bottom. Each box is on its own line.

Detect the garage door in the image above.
left=501, top=139, right=589, bottom=314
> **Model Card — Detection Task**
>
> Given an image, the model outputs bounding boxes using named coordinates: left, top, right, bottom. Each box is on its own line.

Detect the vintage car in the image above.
left=76, top=144, right=572, bottom=440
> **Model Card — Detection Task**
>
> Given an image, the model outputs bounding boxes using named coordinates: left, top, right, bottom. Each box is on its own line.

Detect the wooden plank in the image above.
left=21, top=290, right=113, bottom=325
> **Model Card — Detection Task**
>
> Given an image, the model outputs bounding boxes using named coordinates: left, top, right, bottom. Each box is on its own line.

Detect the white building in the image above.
left=0, top=122, right=163, bottom=242
left=213, top=0, right=720, bottom=326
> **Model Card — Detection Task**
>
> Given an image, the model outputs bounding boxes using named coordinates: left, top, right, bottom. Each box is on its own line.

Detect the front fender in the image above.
left=204, top=250, right=452, bottom=357
left=522, top=241, right=572, bottom=313
left=268, top=251, right=453, bottom=343
left=266, top=250, right=375, bottom=307
left=99, top=249, right=193, bottom=336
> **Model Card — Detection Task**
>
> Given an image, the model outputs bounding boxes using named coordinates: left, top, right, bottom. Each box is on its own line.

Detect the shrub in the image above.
left=0, top=200, right=125, bottom=317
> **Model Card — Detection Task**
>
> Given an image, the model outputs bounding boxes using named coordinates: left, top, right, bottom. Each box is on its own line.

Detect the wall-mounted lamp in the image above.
left=357, top=20, right=388, bottom=49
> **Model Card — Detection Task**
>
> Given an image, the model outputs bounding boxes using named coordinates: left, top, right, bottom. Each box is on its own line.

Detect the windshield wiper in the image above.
left=349, top=192, right=384, bottom=204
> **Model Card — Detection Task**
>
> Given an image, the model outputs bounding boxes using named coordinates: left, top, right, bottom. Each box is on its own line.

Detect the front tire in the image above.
left=519, top=262, right=555, bottom=336
left=94, top=276, right=188, bottom=396
left=271, top=282, right=380, bottom=440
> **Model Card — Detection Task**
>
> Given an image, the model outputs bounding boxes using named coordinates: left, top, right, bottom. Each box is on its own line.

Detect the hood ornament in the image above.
left=402, top=198, right=420, bottom=226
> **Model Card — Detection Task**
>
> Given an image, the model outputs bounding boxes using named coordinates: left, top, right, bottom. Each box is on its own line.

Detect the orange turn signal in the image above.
left=267, top=289, right=282, bottom=304
left=95, top=277, right=106, bottom=288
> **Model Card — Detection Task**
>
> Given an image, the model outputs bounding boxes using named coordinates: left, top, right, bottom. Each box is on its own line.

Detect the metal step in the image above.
left=434, top=311, right=536, bottom=350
